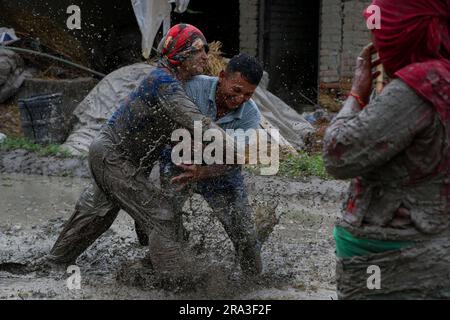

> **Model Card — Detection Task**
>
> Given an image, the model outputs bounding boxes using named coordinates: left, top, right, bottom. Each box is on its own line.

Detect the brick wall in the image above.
left=341, top=0, right=371, bottom=79
left=262, top=0, right=320, bottom=105
left=319, top=0, right=343, bottom=83
left=239, top=0, right=372, bottom=86
left=319, top=0, right=371, bottom=84
left=239, top=0, right=259, bottom=56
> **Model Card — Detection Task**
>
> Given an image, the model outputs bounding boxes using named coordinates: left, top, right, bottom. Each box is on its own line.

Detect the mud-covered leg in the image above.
left=134, top=220, right=150, bottom=246
left=134, top=155, right=190, bottom=246
left=197, top=169, right=262, bottom=276
left=99, top=155, right=196, bottom=273
left=48, top=182, right=120, bottom=264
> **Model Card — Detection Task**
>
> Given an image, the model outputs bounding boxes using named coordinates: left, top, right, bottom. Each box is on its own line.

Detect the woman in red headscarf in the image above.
left=323, top=0, right=450, bottom=299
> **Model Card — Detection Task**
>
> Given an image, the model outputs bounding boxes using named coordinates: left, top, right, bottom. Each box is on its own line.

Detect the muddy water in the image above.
left=0, top=174, right=88, bottom=225
left=0, top=173, right=346, bottom=300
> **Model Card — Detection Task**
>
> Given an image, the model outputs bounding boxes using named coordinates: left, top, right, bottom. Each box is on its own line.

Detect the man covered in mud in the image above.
left=39, top=24, right=257, bottom=277
left=135, top=53, right=264, bottom=276
left=323, top=0, right=450, bottom=299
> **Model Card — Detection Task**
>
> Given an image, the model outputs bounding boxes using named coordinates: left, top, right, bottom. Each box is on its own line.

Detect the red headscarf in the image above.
left=365, top=0, right=450, bottom=119
left=158, top=23, right=208, bottom=67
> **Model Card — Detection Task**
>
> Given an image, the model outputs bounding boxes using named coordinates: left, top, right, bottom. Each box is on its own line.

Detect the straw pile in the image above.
left=2, top=7, right=90, bottom=67
left=204, top=41, right=228, bottom=77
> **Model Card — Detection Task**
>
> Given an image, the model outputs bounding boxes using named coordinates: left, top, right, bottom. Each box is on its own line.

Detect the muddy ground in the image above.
left=0, top=150, right=348, bottom=300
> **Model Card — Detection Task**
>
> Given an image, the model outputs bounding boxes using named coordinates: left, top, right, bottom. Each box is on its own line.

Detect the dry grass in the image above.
left=0, top=99, right=23, bottom=138
left=204, top=41, right=228, bottom=77
left=318, top=92, right=341, bottom=113
left=2, top=7, right=90, bottom=67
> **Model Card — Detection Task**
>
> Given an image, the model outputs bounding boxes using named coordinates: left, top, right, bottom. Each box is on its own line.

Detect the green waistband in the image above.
left=334, top=226, right=414, bottom=258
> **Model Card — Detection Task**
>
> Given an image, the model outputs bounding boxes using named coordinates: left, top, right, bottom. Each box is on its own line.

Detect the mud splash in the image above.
left=0, top=173, right=346, bottom=299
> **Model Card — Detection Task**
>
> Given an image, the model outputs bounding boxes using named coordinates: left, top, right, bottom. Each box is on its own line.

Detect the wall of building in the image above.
left=319, top=0, right=344, bottom=83
left=239, top=0, right=259, bottom=57
left=238, top=0, right=372, bottom=101
left=319, top=0, right=371, bottom=85
left=239, top=0, right=320, bottom=107
left=262, top=0, right=320, bottom=106
left=341, top=0, right=372, bottom=81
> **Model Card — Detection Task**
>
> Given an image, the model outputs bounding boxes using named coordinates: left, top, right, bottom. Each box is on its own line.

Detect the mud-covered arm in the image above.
left=170, top=163, right=237, bottom=186
left=323, top=79, right=433, bottom=180
left=157, top=80, right=243, bottom=162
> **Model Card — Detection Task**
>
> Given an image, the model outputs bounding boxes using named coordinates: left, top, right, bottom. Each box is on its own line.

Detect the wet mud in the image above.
left=0, top=150, right=90, bottom=178
left=0, top=161, right=347, bottom=299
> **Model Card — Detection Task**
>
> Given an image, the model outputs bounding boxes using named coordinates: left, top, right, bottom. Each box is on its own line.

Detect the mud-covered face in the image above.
left=179, top=42, right=209, bottom=77
left=216, top=71, right=257, bottom=111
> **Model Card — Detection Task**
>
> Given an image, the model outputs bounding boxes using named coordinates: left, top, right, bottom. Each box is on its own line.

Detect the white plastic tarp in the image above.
left=251, top=73, right=314, bottom=150
left=131, top=0, right=190, bottom=59
left=0, top=48, right=27, bottom=103
left=62, top=63, right=155, bottom=155
left=0, top=28, right=19, bottom=45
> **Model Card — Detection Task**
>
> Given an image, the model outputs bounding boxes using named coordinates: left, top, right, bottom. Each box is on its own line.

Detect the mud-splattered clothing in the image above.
left=184, top=75, right=261, bottom=132
left=146, top=74, right=263, bottom=275
left=49, top=67, right=236, bottom=272
left=325, top=79, right=448, bottom=239
left=323, top=79, right=450, bottom=299
left=107, top=68, right=225, bottom=170
left=157, top=146, right=262, bottom=274
left=325, top=0, right=450, bottom=299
